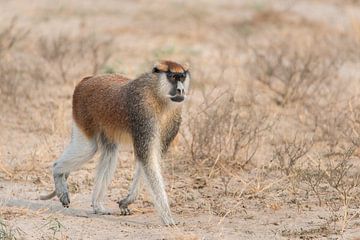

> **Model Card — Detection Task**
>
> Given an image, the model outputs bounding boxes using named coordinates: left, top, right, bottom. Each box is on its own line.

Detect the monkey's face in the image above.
left=165, top=71, right=190, bottom=102
left=153, top=61, right=190, bottom=103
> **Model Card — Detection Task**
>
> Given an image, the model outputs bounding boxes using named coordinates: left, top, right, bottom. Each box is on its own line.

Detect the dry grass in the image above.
left=183, top=91, right=269, bottom=174
left=248, top=38, right=339, bottom=107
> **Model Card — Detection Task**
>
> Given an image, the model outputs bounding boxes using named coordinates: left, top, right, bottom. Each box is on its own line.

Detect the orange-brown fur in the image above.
left=72, top=74, right=131, bottom=140
left=154, top=60, right=188, bottom=73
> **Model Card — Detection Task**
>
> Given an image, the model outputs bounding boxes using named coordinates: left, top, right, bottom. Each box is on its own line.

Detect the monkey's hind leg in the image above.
left=118, top=160, right=143, bottom=215
left=92, top=134, right=118, bottom=215
left=53, top=124, right=97, bottom=207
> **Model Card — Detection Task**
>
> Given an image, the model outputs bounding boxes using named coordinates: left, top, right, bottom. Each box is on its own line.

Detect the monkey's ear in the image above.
left=182, top=62, right=190, bottom=71
left=153, top=61, right=168, bottom=73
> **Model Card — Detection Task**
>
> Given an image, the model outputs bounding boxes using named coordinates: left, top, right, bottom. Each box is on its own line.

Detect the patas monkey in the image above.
left=41, top=60, right=190, bottom=225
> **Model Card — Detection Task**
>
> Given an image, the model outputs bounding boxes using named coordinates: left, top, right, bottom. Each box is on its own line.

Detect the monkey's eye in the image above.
left=175, top=73, right=186, bottom=82
left=166, top=72, right=175, bottom=80
left=179, top=73, right=186, bottom=80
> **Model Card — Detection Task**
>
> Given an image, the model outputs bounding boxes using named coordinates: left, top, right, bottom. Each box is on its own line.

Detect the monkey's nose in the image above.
left=176, top=88, right=184, bottom=96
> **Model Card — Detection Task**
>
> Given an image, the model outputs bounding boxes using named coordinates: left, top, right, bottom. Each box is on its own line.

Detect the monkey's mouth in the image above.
left=170, top=95, right=185, bottom=102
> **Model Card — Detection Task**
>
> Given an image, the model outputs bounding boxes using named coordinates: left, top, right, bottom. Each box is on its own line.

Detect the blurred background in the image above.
left=1, top=0, right=360, bottom=239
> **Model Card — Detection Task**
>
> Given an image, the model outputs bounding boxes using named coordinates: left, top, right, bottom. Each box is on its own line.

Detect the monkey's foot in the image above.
left=54, top=173, right=70, bottom=207
left=117, top=199, right=132, bottom=215
left=161, top=215, right=176, bottom=226
left=57, top=192, right=70, bottom=208
left=163, top=219, right=176, bottom=226
left=119, top=206, right=131, bottom=215
left=93, top=204, right=112, bottom=215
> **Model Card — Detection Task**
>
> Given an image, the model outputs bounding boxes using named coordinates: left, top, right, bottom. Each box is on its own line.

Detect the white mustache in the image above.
left=166, top=94, right=187, bottom=98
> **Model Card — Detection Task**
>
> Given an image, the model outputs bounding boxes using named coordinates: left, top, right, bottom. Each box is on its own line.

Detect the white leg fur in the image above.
left=53, top=124, right=97, bottom=174
left=53, top=123, right=97, bottom=207
left=125, top=161, right=143, bottom=203
left=142, top=141, right=174, bottom=225
left=92, top=142, right=118, bottom=214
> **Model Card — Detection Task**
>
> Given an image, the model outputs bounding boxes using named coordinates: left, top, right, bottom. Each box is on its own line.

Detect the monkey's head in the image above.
left=152, top=60, right=190, bottom=103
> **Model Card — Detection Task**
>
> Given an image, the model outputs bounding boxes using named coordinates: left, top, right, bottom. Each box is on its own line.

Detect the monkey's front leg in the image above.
left=142, top=157, right=175, bottom=226
left=118, top=158, right=175, bottom=225
left=130, top=121, right=175, bottom=225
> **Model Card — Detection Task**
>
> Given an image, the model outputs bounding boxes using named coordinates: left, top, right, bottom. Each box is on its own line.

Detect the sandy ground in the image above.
left=2, top=180, right=359, bottom=240
left=1, top=0, right=360, bottom=239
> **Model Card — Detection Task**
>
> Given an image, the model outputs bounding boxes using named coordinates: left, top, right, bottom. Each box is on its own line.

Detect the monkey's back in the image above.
left=72, top=74, right=132, bottom=140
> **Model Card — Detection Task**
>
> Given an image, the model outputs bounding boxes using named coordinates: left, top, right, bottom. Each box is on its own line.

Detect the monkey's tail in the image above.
left=40, top=190, right=56, bottom=200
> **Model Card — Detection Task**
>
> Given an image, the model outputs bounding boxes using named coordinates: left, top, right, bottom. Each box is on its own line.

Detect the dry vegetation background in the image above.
left=1, top=0, right=360, bottom=239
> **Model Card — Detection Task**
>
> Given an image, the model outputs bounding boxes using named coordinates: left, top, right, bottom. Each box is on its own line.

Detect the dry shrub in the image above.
left=247, top=38, right=339, bottom=106
left=0, top=30, right=113, bottom=106
left=277, top=97, right=360, bottom=231
left=339, top=100, right=360, bottom=147
left=306, top=98, right=360, bottom=151
left=324, top=147, right=360, bottom=204
left=233, top=6, right=320, bottom=37
left=38, top=33, right=113, bottom=83
left=0, top=55, right=51, bottom=102
left=0, top=18, right=32, bottom=102
left=252, top=34, right=360, bottom=230
left=317, top=101, right=360, bottom=205
left=297, top=143, right=360, bottom=232
left=273, top=135, right=314, bottom=176
left=0, top=17, right=28, bottom=56
left=182, top=90, right=270, bottom=176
